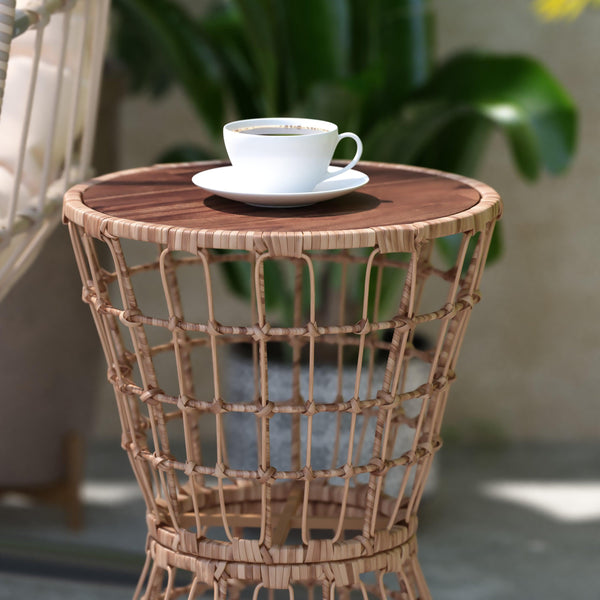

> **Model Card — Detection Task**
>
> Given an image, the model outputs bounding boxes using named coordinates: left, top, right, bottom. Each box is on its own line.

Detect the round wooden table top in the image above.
left=63, top=161, right=502, bottom=255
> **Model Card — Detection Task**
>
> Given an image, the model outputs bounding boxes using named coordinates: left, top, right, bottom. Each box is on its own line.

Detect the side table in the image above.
left=63, top=161, right=501, bottom=600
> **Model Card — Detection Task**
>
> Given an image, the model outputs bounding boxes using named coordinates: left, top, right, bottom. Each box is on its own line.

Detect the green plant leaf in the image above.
left=362, top=100, right=463, bottom=163
left=112, top=0, right=174, bottom=96
left=114, top=0, right=225, bottom=139
left=486, top=222, right=503, bottom=265
left=348, top=0, right=434, bottom=131
left=271, top=0, right=350, bottom=107
left=232, top=0, right=280, bottom=115
left=155, top=144, right=215, bottom=164
left=417, top=52, right=577, bottom=180
left=435, top=222, right=503, bottom=269
left=200, top=6, right=265, bottom=119
left=413, top=113, right=493, bottom=176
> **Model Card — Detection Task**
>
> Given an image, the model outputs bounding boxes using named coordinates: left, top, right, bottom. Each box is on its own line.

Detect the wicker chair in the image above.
left=0, top=0, right=110, bottom=528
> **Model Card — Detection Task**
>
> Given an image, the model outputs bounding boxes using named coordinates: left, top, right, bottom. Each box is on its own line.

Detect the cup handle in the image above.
left=322, top=132, right=363, bottom=181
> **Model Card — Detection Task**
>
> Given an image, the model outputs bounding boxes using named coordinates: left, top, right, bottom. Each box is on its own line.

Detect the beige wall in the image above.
left=94, top=1, right=600, bottom=442
left=433, top=0, right=600, bottom=441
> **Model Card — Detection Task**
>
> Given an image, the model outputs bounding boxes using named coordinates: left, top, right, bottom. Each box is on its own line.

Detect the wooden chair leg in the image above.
left=62, top=430, right=85, bottom=530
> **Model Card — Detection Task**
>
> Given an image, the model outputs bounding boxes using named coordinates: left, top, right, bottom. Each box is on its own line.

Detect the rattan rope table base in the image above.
left=63, top=161, right=501, bottom=600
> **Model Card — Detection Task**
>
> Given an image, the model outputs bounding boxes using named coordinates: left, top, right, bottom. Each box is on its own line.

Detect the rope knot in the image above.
left=302, top=466, right=315, bottom=482
left=442, top=302, right=456, bottom=319
left=305, top=321, right=320, bottom=338
left=376, top=390, right=394, bottom=407
left=355, top=318, right=371, bottom=336
left=252, top=322, right=271, bottom=342
left=210, top=397, right=225, bottom=414
left=356, top=535, right=374, bottom=555
left=150, top=452, right=170, bottom=470
left=349, top=396, right=362, bottom=414
left=257, top=466, right=277, bottom=485
left=214, top=462, right=227, bottom=479
left=459, top=294, right=475, bottom=309
left=140, top=387, right=162, bottom=406
left=391, top=314, right=410, bottom=330
left=98, top=220, right=118, bottom=241
left=342, top=463, right=354, bottom=479
left=368, top=457, right=386, bottom=476
left=168, top=315, right=184, bottom=333
left=177, top=394, right=192, bottom=411
left=207, top=319, right=222, bottom=336
left=303, top=401, right=317, bottom=417
left=92, top=296, right=108, bottom=314
left=255, top=401, right=274, bottom=419
left=119, top=307, right=143, bottom=327
left=184, top=460, right=197, bottom=476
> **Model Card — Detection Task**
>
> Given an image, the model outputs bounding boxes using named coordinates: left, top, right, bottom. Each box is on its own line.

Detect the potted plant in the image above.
left=110, top=0, right=576, bottom=488
left=112, top=0, right=576, bottom=271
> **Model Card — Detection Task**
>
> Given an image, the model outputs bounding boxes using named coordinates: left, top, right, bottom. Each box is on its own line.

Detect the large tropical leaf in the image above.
left=415, top=52, right=577, bottom=179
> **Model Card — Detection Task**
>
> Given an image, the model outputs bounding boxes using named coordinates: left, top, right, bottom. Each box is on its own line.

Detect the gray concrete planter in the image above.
left=0, top=227, right=101, bottom=500
left=225, top=348, right=438, bottom=498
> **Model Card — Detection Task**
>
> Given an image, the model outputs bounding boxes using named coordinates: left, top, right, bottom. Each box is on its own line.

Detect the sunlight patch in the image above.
left=81, top=481, right=142, bottom=505
left=480, top=480, right=600, bottom=523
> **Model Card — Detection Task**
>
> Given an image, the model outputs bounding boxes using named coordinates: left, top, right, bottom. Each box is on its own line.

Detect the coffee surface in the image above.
left=235, top=125, right=327, bottom=136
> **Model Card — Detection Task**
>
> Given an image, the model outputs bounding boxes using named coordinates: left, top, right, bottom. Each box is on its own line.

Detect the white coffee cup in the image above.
left=223, top=117, right=363, bottom=193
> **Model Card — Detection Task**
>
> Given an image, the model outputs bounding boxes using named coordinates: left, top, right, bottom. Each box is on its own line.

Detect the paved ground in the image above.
left=1, top=442, right=599, bottom=599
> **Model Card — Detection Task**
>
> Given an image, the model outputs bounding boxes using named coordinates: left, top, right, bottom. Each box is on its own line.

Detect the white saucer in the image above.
left=191, top=166, right=369, bottom=208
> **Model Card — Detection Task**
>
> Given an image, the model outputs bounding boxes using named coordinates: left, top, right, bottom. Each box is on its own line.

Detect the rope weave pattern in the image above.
left=67, top=198, right=498, bottom=600
left=0, top=0, right=110, bottom=301
left=0, top=1, right=16, bottom=113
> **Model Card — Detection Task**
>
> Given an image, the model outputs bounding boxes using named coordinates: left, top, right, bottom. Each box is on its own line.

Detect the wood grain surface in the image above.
left=82, top=162, right=481, bottom=233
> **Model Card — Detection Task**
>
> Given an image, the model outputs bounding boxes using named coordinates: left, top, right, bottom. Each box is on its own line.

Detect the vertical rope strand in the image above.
left=61, top=0, right=89, bottom=192
left=37, top=5, right=72, bottom=212
left=7, top=21, right=44, bottom=229
left=0, top=1, right=15, bottom=116
left=78, top=0, right=108, bottom=179
left=300, top=253, right=316, bottom=546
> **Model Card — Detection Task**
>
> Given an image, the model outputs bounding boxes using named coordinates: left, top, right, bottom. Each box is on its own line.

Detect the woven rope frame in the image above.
left=64, top=162, right=501, bottom=600
left=0, top=0, right=110, bottom=300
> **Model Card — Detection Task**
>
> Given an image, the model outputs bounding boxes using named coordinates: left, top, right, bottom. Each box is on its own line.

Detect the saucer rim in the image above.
left=191, top=165, right=369, bottom=200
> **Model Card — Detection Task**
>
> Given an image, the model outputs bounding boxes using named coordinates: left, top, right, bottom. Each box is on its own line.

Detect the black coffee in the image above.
left=235, top=125, right=327, bottom=136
